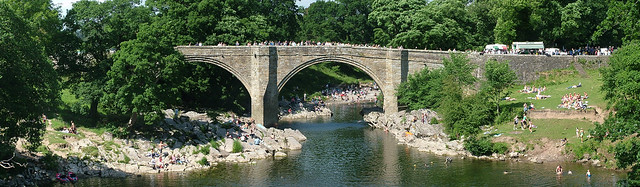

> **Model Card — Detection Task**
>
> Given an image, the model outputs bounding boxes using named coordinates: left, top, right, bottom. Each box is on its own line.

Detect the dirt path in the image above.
left=528, top=107, right=605, bottom=123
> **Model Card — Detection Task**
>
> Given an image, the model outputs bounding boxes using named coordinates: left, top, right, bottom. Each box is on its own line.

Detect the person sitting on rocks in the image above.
left=170, top=155, right=176, bottom=164
left=70, top=121, right=77, bottom=134
left=149, top=158, right=157, bottom=169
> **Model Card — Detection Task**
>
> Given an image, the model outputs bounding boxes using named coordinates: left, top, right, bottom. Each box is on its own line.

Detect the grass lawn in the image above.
left=504, top=68, right=606, bottom=111
left=493, top=118, right=595, bottom=144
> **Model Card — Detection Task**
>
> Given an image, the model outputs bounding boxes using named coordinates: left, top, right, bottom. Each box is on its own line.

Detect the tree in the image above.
left=483, top=60, right=517, bottom=113
left=614, top=137, right=640, bottom=185
left=442, top=53, right=477, bottom=86
left=592, top=0, right=639, bottom=45
left=397, top=68, right=444, bottom=110
left=594, top=42, right=640, bottom=185
left=102, top=20, right=184, bottom=130
left=62, top=0, right=151, bottom=122
left=369, top=0, right=425, bottom=46
left=0, top=1, right=59, bottom=163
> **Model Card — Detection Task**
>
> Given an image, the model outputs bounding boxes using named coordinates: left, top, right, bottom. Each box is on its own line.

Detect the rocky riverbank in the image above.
left=2, top=110, right=306, bottom=186
left=363, top=109, right=467, bottom=156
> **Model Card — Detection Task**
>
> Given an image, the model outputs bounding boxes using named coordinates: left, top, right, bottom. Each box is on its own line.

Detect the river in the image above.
left=62, top=103, right=625, bottom=186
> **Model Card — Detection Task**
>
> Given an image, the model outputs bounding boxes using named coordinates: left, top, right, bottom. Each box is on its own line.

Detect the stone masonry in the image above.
left=176, top=46, right=609, bottom=126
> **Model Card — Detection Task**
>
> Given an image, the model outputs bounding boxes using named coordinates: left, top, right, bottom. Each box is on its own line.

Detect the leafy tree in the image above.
left=483, top=60, right=517, bottom=113
left=442, top=53, right=476, bottom=86
left=102, top=20, right=184, bottom=130
left=592, top=0, right=639, bottom=45
left=0, top=1, right=59, bottom=161
left=369, top=0, right=425, bottom=46
left=62, top=0, right=151, bottom=121
left=397, top=68, right=444, bottom=110
left=614, top=138, right=640, bottom=185
left=297, top=1, right=343, bottom=41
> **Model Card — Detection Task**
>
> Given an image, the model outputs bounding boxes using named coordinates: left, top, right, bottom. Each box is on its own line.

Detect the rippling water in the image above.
left=62, top=103, right=625, bottom=186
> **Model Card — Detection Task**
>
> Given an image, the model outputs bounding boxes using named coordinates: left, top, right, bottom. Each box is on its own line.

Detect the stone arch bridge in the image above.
left=176, top=46, right=608, bottom=126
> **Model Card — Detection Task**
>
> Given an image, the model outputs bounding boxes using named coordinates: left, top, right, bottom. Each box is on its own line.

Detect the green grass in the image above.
left=101, top=141, right=121, bottom=152
left=49, top=118, right=68, bottom=131
left=43, top=131, right=85, bottom=145
left=504, top=69, right=606, bottom=111
left=280, top=62, right=374, bottom=99
left=493, top=118, right=595, bottom=144
left=82, top=146, right=99, bottom=158
left=232, top=140, right=243, bottom=153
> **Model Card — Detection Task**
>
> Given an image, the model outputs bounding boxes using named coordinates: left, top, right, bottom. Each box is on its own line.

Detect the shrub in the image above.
left=210, top=140, right=220, bottom=150
left=568, top=139, right=599, bottom=159
left=232, top=140, right=243, bottom=153
left=492, top=142, right=509, bottom=154
left=82, top=146, right=99, bottom=158
left=118, top=155, right=131, bottom=164
left=197, top=157, right=209, bottom=166
left=192, top=145, right=211, bottom=155
left=464, top=136, right=494, bottom=156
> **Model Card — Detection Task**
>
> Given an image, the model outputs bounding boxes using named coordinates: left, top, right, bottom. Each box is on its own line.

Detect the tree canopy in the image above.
left=0, top=1, right=59, bottom=159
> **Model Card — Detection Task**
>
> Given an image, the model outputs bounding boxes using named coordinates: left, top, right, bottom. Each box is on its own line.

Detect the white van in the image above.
left=544, top=48, right=559, bottom=55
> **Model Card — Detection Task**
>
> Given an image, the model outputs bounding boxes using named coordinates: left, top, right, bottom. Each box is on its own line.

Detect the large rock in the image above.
left=274, top=152, right=287, bottom=157
left=223, top=138, right=235, bottom=153
left=284, top=128, right=307, bottom=142
left=286, top=137, right=302, bottom=150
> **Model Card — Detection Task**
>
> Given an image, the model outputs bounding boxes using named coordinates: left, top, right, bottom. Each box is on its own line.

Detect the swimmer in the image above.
left=503, top=170, right=509, bottom=174
left=586, top=170, right=591, bottom=177
left=556, top=165, right=563, bottom=174
left=568, top=170, right=573, bottom=175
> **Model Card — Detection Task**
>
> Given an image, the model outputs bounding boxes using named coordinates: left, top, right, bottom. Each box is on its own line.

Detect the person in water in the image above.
left=586, top=170, right=591, bottom=177
left=556, top=165, right=563, bottom=173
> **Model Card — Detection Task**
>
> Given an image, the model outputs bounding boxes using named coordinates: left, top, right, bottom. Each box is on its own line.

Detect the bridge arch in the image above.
left=277, top=57, right=385, bottom=93
left=183, top=56, right=252, bottom=96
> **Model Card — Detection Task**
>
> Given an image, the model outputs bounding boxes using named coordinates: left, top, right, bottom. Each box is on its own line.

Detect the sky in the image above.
left=52, top=0, right=319, bottom=15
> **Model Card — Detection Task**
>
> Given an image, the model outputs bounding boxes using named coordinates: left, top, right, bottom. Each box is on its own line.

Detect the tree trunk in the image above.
left=127, top=112, right=138, bottom=131
left=89, top=99, right=99, bottom=124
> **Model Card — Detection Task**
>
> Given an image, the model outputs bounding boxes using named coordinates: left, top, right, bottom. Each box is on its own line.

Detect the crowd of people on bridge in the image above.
left=190, top=41, right=616, bottom=56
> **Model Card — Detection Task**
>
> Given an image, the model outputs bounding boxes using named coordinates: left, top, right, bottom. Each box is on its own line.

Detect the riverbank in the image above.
left=363, top=109, right=467, bottom=156
left=362, top=108, right=615, bottom=167
left=2, top=110, right=307, bottom=186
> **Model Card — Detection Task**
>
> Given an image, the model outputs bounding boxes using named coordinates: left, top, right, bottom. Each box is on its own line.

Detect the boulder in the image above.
left=508, top=152, right=520, bottom=158
left=274, top=152, right=287, bottom=157
left=286, top=137, right=302, bottom=150
left=223, top=138, right=234, bottom=153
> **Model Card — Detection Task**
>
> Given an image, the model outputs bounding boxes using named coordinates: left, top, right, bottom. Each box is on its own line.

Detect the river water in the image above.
left=65, top=103, right=625, bottom=186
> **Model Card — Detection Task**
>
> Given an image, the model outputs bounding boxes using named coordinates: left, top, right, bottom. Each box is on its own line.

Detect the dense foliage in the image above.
left=483, top=60, right=517, bottom=113
left=398, top=53, right=503, bottom=139
left=464, top=136, right=508, bottom=156
left=590, top=42, right=640, bottom=184
left=0, top=1, right=60, bottom=159
left=396, top=68, right=444, bottom=109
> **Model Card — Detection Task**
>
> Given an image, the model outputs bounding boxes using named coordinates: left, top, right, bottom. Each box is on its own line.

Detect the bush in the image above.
left=82, top=146, right=99, bottom=158
left=464, top=136, right=494, bottom=156
left=568, top=139, right=599, bottom=159
left=210, top=140, right=220, bottom=150
left=232, top=140, right=243, bottom=153
left=492, top=142, right=509, bottom=154
left=196, top=157, right=209, bottom=166
left=192, top=145, right=211, bottom=155
left=118, top=155, right=131, bottom=164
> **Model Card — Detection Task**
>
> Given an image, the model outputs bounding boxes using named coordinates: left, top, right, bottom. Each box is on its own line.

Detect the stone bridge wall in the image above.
left=176, top=46, right=609, bottom=126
